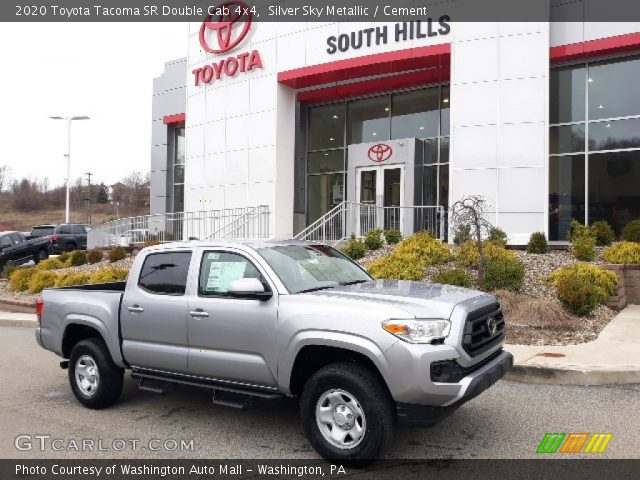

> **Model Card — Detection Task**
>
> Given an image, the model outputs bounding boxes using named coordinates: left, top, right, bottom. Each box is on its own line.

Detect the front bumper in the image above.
left=396, top=350, right=513, bottom=425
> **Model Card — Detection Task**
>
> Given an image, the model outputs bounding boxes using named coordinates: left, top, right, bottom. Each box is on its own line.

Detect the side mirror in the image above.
left=228, top=278, right=272, bottom=300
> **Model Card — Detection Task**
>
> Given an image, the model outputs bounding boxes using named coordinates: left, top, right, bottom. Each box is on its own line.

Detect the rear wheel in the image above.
left=33, top=249, right=48, bottom=264
left=68, top=338, right=123, bottom=409
left=300, top=362, right=394, bottom=464
left=65, top=243, right=77, bottom=252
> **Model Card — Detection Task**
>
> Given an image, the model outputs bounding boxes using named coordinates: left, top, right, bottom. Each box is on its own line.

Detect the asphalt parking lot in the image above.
left=1, top=326, right=639, bottom=459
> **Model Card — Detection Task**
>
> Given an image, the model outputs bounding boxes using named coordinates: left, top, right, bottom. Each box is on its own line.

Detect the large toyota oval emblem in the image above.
left=199, top=1, right=252, bottom=54
left=487, top=316, right=498, bottom=336
left=367, top=143, right=393, bottom=163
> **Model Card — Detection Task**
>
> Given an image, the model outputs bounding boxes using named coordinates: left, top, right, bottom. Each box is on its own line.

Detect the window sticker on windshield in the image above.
left=206, top=252, right=220, bottom=260
left=206, top=262, right=246, bottom=292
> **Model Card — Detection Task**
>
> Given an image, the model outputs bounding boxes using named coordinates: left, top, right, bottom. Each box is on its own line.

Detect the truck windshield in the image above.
left=30, top=227, right=54, bottom=236
left=257, top=244, right=372, bottom=294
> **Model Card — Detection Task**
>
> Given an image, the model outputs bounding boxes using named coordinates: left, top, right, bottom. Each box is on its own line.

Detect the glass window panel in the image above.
left=173, top=184, right=184, bottom=213
left=422, top=166, right=437, bottom=205
left=174, top=164, right=184, bottom=184
left=175, top=128, right=185, bottom=165
left=307, top=149, right=344, bottom=174
left=550, top=124, right=585, bottom=154
left=198, top=251, right=265, bottom=296
left=383, top=168, right=402, bottom=208
left=589, top=117, right=640, bottom=151
left=307, top=173, right=344, bottom=224
left=308, top=104, right=345, bottom=151
left=589, top=57, right=640, bottom=121
left=391, top=88, right=439, bottom=139
left=440, top=137, right=450, bottom=164
left=549, top=155, right=585, bottom=241
left=588, top=150, right=640, bottom=235
left=439, top=163, right=449, bottom=208
left=138, top=252, right=192, bottom=295
left=423, top=138, right=439, bottom=164
left=347, top=96, right=390, bottom=144
left=359, top=170, right=377, bottom=204
left=550, top=66, right=586, bottom=124
left=441, top=85, right=451, bottom=136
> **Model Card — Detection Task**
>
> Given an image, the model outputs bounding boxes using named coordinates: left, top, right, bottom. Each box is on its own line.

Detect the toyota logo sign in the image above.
left=199, top=1, right=252, bottom=54
left=367, top=144, right=393, bottom=163
left=487, top=317, right=498, bottom=336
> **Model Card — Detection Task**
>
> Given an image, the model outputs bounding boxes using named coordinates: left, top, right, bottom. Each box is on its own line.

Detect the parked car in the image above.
left=0, top=231, right=50, bottom=269
left=28, top=224, right=91, bottom=253
left=35, top=240, right=511, bottom=462
left=108, top=228, right=149, bottom=247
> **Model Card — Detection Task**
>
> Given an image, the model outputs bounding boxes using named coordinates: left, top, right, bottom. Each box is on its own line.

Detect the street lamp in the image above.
left=49, top=115, right=90, bottom=224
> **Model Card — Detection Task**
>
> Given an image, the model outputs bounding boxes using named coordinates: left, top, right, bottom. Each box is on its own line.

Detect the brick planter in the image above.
left=603, top=264, right=640, bottom=310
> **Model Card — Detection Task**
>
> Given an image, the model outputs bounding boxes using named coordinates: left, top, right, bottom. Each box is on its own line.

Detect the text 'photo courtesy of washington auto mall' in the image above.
left=0, top=0, right=640, bottom=479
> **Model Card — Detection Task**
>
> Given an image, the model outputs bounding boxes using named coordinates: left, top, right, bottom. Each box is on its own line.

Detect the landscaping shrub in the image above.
left=2, top=264, right=17, bottom=279
left=567, top=219, right=593, bottom=242
left=547, top=263, right=618, bottom=315
left=494, top=290, right=580, bottom=332
left=36, top=258, right=65, bottom=271
left=395, top=231, right=453, bottom=266
left=28, top=270, right=59, bottom=293
left=364, top=229, right=383, bottom=250
left=527, top=232, right=550, bottom=254
left=602, top=241, right=640, bottom=264
left=453, top=224, right=472, bottom=245
left=488, top=227, right=508, bottom=246
left=383, top=229, right=402, bottom=245
left=56, top=272, right=92, bottom=287
left=481, top=257, right=525, bottom=292
left=69, top=250, right=87, bottom=267
left=571, top=235, right=596, bottom=261
left=143, top=240, right=161, bottom=248
left=87, top=249, right=103, bottom=264
left=9, top=268, right=37, bottom=292
left=455, top=241, right=516, bottom=268
left=341, top=234, right=367, bottom=260
left=57, top=252, right=71, bottom=264
left=621, top=220, right=640, bottom=242
left=89, top=268, right=130, bottom=284
left=367, top=253, right=425, bottom=281
left=591, top=220, right=615, bottom=246
left=108, top=247, right=127, bottom=263
left=432, top=268, right=473, bottom=288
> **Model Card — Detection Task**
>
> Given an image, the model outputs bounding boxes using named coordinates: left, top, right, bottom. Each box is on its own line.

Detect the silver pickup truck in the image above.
left=35, top=240, right=512, bottom=462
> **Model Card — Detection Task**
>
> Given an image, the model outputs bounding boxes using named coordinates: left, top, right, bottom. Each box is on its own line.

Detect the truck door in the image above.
left=0, top=235, right=16, bottom=265
left=120, top=250, right=193, bottom=373
left=186, top=249, right=278, bottom=387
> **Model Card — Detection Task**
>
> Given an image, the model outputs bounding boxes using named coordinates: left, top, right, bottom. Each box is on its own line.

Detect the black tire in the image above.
left=65, top=243, right=77, bottom=252
left=300, top=362, right=394, bottom=465
left=68, top=338, right=124, bottom=409
left=33, top=249, right=48, bottom=264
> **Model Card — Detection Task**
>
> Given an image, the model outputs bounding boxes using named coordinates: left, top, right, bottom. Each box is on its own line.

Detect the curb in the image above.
left=0, top=318, right=38, bottom=328
left=0, top=299, right=36, bottom=314
left=506, top=363, right=640, bottom=385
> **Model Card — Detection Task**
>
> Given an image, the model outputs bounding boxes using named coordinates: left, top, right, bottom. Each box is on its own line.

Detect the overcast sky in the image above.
left=0, top=23, right=188, bottom=189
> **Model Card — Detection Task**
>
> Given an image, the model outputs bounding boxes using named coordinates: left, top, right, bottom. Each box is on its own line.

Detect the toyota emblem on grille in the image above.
left=487, top=316, right=498, bottom=336
left=367, top=143, right=393, bottom=163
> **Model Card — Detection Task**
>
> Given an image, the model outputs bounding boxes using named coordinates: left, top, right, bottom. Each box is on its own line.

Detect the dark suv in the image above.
left=28, top=224, right=91, bottom=254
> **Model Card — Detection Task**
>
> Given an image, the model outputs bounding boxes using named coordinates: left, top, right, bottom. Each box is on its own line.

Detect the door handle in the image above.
left=189, top=309, right=210, bottom=318
left=127, top=305, right=144, bottom=313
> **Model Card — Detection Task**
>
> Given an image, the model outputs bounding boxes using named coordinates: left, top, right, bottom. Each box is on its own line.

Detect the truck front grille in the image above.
left=462, top=302, right=505, bottom=357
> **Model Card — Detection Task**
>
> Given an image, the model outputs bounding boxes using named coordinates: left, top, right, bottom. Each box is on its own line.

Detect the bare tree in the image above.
left=0, top=165, right=9, bottom=191
left=450, top=195, right=494, bottom=281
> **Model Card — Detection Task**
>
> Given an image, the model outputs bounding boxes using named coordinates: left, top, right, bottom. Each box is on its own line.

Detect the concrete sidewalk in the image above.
left=505, top=305, right=640, bottom=385
left=0, top=312, right=37, bottom=328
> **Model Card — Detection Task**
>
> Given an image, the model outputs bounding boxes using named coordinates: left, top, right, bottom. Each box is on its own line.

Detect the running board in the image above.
left=138, top=377, right=173, bottom=395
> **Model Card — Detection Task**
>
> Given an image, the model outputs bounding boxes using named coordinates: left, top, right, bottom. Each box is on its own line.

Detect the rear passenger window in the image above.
left=59, top=226, right=72, bottom=234
left=138, top=252, right=192, bottom=295
left=71, top=225, right=85, bottom=234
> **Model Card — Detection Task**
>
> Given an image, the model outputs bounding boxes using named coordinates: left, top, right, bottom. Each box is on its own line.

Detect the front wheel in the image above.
left=68, top=338, right=123, bottom=409
left=300, top=362, right=395, bottom=464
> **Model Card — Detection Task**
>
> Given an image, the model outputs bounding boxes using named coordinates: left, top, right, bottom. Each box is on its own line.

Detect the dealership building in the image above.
left=150, top=14, right=640, bottom=244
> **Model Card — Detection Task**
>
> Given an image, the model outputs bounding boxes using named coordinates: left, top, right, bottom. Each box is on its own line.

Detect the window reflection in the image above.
left=589, top=57, right=640, bottom=121
left=549, top=155, right=585, bottom=241
left=347, top=97, right=390, bottom=144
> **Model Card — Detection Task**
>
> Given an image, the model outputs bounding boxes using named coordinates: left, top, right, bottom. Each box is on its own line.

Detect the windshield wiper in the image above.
left=297, top=285, right=337, bottom=294
left=339, top=280, right=369, bottom=286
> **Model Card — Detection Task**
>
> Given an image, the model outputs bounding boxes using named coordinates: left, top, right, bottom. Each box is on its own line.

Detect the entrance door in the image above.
left=356, top=166, right=403, bottom=235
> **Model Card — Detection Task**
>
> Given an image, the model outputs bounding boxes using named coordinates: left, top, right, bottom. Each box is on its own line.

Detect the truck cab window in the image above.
left=138, top=251, right=192, bottom=295
left=0, top=236, right=11, bottom=248
left=198, top=251, right=265, bottom=296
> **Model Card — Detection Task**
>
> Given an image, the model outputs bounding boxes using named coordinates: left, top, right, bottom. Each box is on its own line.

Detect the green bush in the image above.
left=56, top=272, right=92, bottom=287
left=602, top=242, right=640, bottom=264
left=57, top=252, right=71, bottom=264
left=567, top=219, right=593, bottom=242
left=37, top=258, right=65, bottom=271
left=28, top=270, right=59, bottom=293
left=481, top=257, right=525, bottom=292
left=87, top=249, right=103, bottom=264
left=455, top=241, right=517, bottom=268
left=108, top=247, right=127, bottom=263
left=488, top=227, right=508, bottom=246
left=368, top=253, right=425, bottom=281
left=364, top=229, right=383, bottom=250
left=527, top=232, right=549, bottom=254
left=547, top=263, right=618, bottom=315
left=621, top=220, right=640, bottom=242
left=89, top=268, right=129, bottom=284
left=383, top=229, right=402, bottom=245
left=9, top=268, right=37, bottom=292
left=572, top=235, right=596, bottom=261
left=341, top=234, right=367, bottom=260
left=432, top=268, right=473, bottom=288
left=395, top=232, right=453, bottom=266
left=2, top=264, right=17, bottom=279
left=453, top=225, right=472, bottom=245
left=69, top=250, right=87, bottom=267
left=591, top=220, right=615, bottom=246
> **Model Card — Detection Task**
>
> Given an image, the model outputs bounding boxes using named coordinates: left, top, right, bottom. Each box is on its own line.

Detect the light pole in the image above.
left=49, top=115, right=90, bottom=223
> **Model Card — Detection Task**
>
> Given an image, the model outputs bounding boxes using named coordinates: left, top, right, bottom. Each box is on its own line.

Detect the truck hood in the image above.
left=304, top=280, right=488, bottom=319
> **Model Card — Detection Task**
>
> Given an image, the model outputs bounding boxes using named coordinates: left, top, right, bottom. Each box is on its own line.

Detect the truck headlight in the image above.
left=382, top=319, right=451, bottom=344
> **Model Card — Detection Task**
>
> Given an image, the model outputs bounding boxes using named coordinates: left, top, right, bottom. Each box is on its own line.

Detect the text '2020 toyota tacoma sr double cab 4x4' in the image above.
left=35, top=240, right=512, bottom=462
